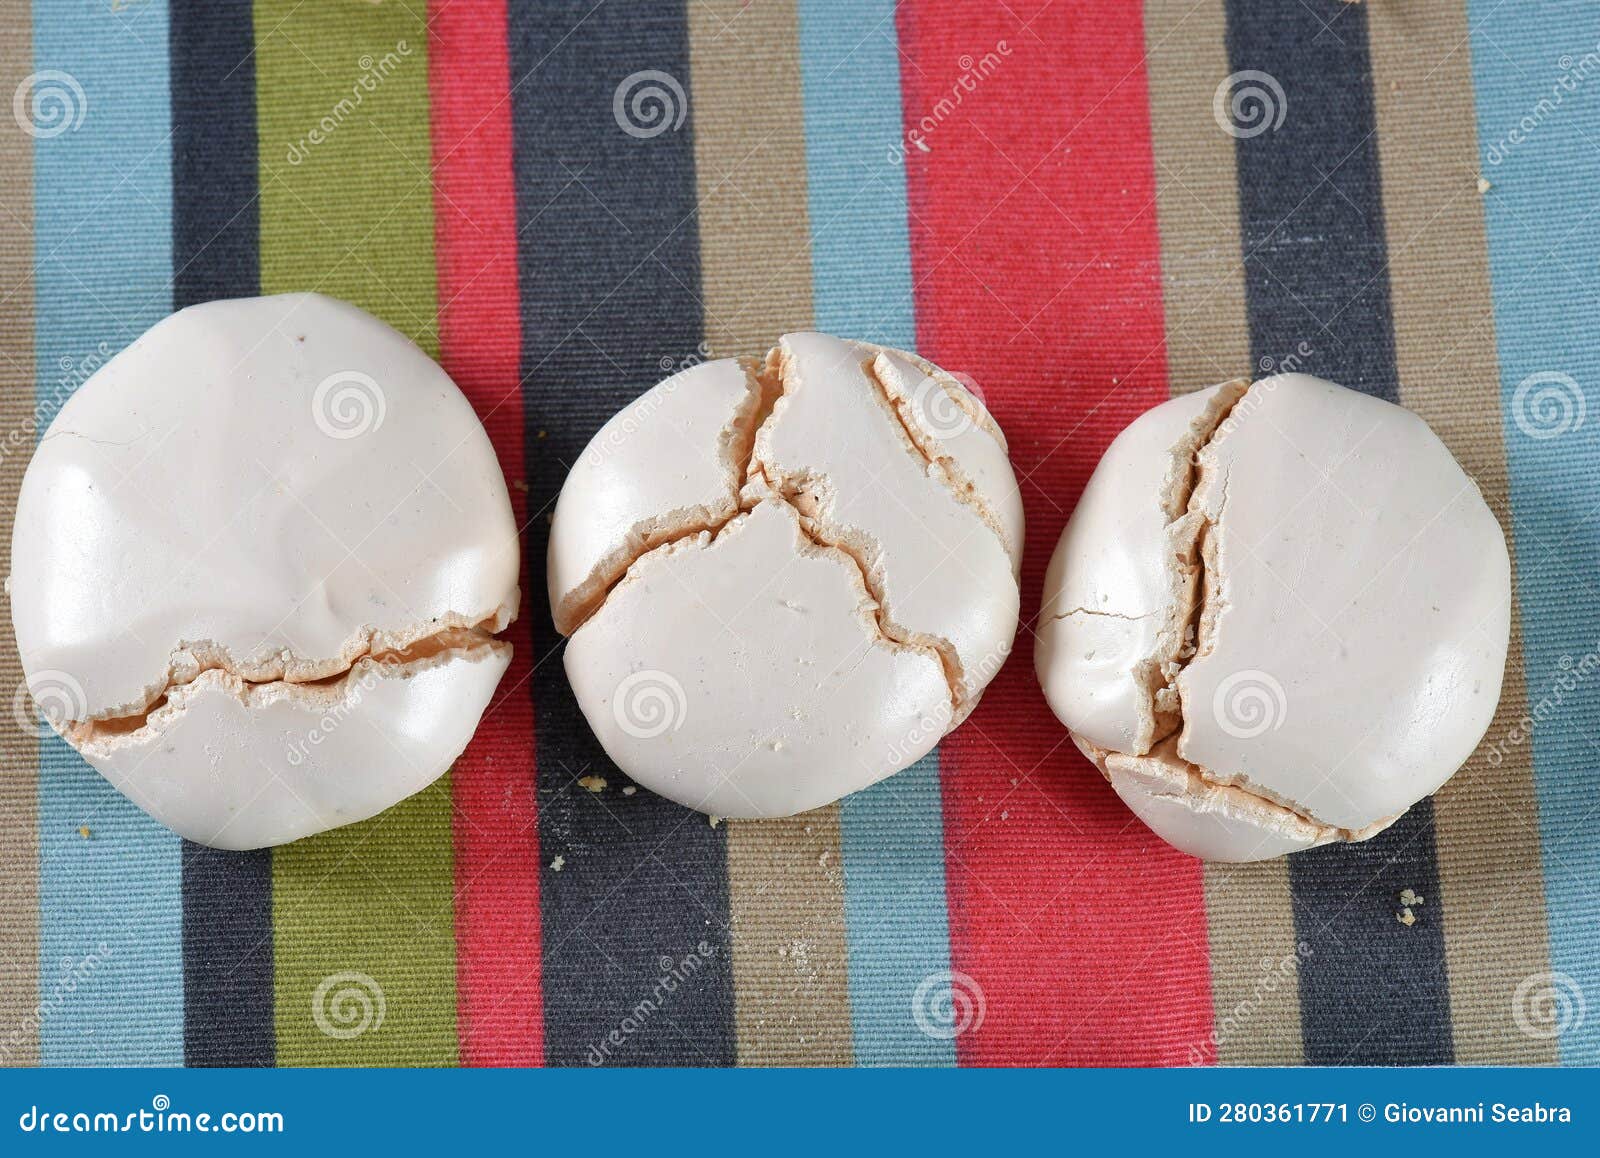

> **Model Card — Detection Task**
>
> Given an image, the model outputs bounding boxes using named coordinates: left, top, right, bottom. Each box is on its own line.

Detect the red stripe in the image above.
left=430, top=0, right=543, bottom=1066
left=898, top=1, right=1214, bottom=1064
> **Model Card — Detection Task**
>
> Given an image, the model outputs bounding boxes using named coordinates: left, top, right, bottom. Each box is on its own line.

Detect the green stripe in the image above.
left=255, top=0, right=457, bottom=1066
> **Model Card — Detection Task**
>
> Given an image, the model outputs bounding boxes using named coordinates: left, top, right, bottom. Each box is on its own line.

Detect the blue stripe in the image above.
left=511, top=0, right=736, bottom=1065
left=32, top=0, right=182, bottom=1065
left=1468, top=0, right=1600, bottom=1066
left=798, top=0, right=956, bottom=1066
left=170, top=0, right=272, bottom=1069
left=1223, top=0, right=1453, bottom=1066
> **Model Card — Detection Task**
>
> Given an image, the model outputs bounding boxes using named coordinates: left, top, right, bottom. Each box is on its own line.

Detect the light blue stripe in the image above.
left=799, top=0, right=916, bottom=346
left=837, top=755, right=957, bottom=1066
left=33, top=0, right=182, bottom=1065
left=1468, top=0, right=1600, bottom=1065
left=799, top=0, right=956, bottom=1066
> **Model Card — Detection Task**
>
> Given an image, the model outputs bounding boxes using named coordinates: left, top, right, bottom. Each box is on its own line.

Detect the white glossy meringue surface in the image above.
left=9, top=293, right=519, bottom=849
left=551, top=333, right=1022, bottom=817
left=1036, top=373, right=1510, bottom=862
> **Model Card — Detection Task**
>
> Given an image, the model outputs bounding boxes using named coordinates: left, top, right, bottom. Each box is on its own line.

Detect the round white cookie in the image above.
left=1035, top=374, right=1510, bottom=862
left=551, top=333, right=1022, bottom=817
left=8, top=293, right=519, bottom=849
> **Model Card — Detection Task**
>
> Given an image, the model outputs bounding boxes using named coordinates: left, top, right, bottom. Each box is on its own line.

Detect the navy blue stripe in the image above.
left=508, top=1, right=735, bottom=1066
left=1222, top=0, right=1453, bottom=1065
left=170, top=0, right=273, bottom=1069
left=171, top=0, right=259, bottom=307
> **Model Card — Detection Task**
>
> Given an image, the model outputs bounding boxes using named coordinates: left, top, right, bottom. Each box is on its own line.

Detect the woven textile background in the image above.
left=1, top=0, right=1597, bottom=1067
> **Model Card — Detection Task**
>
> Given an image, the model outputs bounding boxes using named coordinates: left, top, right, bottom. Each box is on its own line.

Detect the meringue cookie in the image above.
left=1035, top=374, right=1510, bottom=862
left=8, top=294, right=519, bottom=849
left=551, top=333, right=1022, bottom=817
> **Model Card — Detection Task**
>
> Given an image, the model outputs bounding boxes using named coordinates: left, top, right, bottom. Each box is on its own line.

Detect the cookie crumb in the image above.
left=1477, top=176, right=1492, bottom=194
left=1397, top=907, right=1416, bottom=926
left=709, top=815, right=722, bottom=828
left=1400, top=888, right=1424, bottom=907
left=578, top=775, right=607, bottom=794
left=550, top=855, right=565, bottom=872
left=78, top=826, right=91, bottom=839
left=622, top=786, right=637, bottom=797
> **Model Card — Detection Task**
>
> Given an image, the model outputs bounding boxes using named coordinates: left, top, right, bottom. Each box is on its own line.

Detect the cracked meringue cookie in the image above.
left=550, top=333, right=1022, bottom=817
left=1036, top=374, right=1510, bottom=862
left=8, top=293, right=519, bottom=850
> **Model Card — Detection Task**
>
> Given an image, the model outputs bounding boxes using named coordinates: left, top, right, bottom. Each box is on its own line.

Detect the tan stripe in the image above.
left=1367, top=1, right=1556, bottom=1065
left=0, top=6, right=39, bottom=1067
left=687, top=0, right=850, bottom=1066
left=724, top=810, right=852, bottom=1065
left=1145, top=0, right=1305, bottom=1065
left=1144, top=0, right=1251, bottom=395
left=687, top=0, right=815, bottom=357
left=1198, top=861, right=1306, bottom=1064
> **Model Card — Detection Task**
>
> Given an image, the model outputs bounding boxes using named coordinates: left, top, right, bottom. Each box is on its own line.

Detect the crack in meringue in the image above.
left=555, top=341, right=1015, bottom=722
left=61, top=622, right=512, bottom=752
left=1088, top=378, right=1374, bottom=839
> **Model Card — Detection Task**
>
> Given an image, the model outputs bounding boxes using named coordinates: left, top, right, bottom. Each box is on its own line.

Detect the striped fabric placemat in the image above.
left=0, top=0, right=1595, bottom=1067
